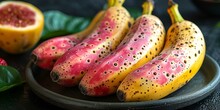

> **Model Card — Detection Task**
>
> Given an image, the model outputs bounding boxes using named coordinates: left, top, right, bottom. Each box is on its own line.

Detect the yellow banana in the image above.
left=79, top=0, right=165, bottom=97
left=117, top=0, right=206, bottom=101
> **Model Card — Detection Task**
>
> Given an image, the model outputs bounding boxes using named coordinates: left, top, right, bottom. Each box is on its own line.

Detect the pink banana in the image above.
left=31, top=10, right=105, bottom=70
left=79, top=0, right=165, bottom=96
left=116, top=0, right=206, bottom=102
left=50, top=0, right=133, bottom=87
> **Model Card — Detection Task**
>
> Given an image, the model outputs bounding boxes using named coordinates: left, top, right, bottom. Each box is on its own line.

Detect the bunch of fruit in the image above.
left=32, top=0, right=206, bottom=101
left=33, top=0, right=206, bottom=102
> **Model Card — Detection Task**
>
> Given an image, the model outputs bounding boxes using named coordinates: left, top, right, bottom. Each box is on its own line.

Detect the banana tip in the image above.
left=50, top=72, right=60, bottom=82
left=79, top=84, right=88, bottom=95
left=30, top=54, right=38, bottom=64
left=116, top=90, right=126, bottom=102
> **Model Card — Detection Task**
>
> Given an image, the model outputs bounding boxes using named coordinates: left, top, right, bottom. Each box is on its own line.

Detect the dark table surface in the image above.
left=0, top=0, right=220, bottom=110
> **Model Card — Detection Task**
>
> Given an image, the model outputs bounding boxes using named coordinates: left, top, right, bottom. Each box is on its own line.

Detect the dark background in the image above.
left=0, top=0, right=220, bottom=110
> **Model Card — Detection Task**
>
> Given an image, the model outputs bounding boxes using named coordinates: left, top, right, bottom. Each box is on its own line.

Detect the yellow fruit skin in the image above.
left=0, top=1, right=44, bottom=54
left=0, top=25, right=44, bottom=54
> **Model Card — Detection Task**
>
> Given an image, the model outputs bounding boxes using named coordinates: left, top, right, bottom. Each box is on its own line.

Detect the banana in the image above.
left=31, top=10, right=105, bottom=70
left=50, top=0, right=133, bottom=87
left=117, top=0, right=206, bottom=102
left=31, top=0, right=122, bottom=70
left=79, top=0, right=165, bottom=96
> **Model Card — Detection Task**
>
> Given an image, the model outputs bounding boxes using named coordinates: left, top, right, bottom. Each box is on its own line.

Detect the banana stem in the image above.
left=107, top=0, right=115, bottom=8
left=167, top=0, right=184, bottom=24
left=113, top=0, right=125, bottom=6
left=142, top=0, right=154, bottom=15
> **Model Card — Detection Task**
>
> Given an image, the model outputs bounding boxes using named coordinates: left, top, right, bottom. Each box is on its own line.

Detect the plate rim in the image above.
left=25, top=54, right=220, bottom=110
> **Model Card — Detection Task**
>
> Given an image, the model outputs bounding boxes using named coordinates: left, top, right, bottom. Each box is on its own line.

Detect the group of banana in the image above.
left=32, top=0, right=206, bottom=102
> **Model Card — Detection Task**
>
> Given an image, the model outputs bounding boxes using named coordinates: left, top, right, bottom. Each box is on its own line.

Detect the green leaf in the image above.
left=41, top=10, right=91, bottom=40
left=216, top=21, right=220, bottom=28
left=0, top=66, right=25, bottom=92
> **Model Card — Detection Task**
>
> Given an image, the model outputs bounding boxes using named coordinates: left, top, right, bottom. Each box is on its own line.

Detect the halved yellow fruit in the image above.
left=0, top=1, right=44, bottom=54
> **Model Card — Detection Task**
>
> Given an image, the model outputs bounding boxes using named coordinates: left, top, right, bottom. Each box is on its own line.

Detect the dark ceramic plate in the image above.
left=25, top=55, right=220, bottom=110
